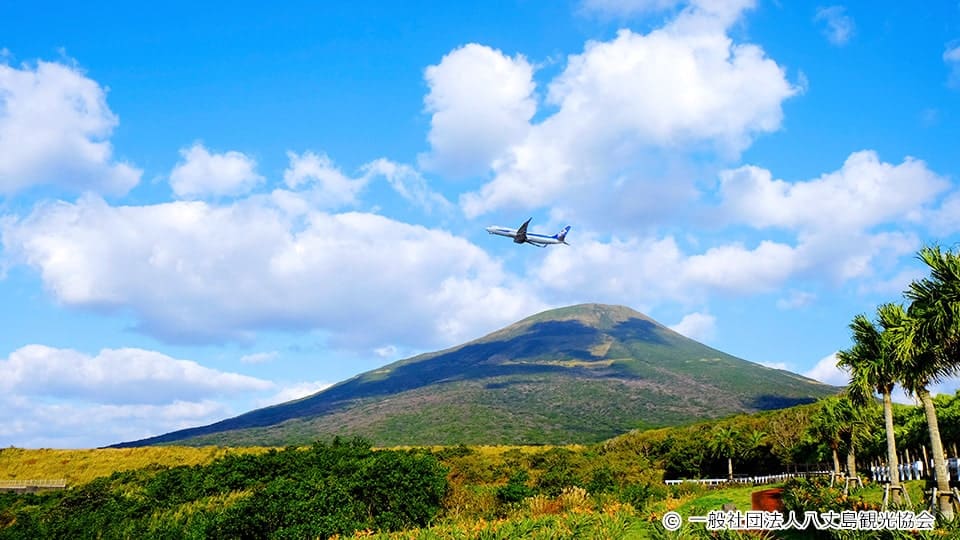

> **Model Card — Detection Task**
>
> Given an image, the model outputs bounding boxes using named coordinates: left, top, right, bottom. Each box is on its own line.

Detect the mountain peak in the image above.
left=519, top=303, right=653, bottom=327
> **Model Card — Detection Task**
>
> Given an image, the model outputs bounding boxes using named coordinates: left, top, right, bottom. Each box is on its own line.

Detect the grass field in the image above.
left=0, top=446, right=270, bottom=486
left=0, top=446, right=943, bottom=539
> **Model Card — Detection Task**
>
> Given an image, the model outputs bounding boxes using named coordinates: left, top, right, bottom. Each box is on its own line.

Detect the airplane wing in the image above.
left=514, top=218, right=531, bottom=244
left=527, top=241, right=548, bottom=248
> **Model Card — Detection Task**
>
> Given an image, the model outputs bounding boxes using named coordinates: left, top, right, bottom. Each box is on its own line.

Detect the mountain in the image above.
left=113, top=304, right=839, bottom=447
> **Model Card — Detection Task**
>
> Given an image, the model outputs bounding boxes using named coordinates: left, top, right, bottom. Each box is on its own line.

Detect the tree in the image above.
left=899, top=245, right=960, bottom=518
left=905, top=245, right=960, bottom=362
left=837, top=309, right=903, bottom=502
left=708, top=426, right=741, bottom=482
left=882, top=301, right=955, bottom=519
left=808, top=397, right=845, bottom=481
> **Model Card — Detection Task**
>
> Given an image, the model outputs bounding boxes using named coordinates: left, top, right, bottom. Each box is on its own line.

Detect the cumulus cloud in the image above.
left=420, top=44, right=536, bottom=178
left=684, top=240, right=800, bottom=293
left=282, top=150, right=367, bottom=208
left=460, top=3, right=797, bottom=219
left=815, top=6, right=855, bottom=46
left=710, top=150, right=949, bottom=285
left=0, top=345, right=272, bottom=405
left=0, top=345, right=279, bottom=447
left=928, top=190, right=960, bottom=235
left=0, top=394, right=230, bottom=448
left=534, top=235, right=691, bottom=307
left=527, top=150, right=949, bottom=307
left=804, top=352, right=848, bottom=386
left=1, top=194, right=544, bottom=349
left=669, top=311, right=716, bottom=341
left=170, top=143, right=263, bottom=199
left=717, top=151, right=947, bottom=233
left=532, top=233, right=802, bottom=306
left=0, top=59, right=141, bottom=196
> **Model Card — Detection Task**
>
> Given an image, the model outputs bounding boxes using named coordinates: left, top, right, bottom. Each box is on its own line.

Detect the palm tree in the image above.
left=708, top=426, right=741, bottom=482
left=836, top=395, right=872, bottom=484
left=905, top=245, right=960, bottom=360
left=899, top=245, right=960, bottom=518
left=837, top=309, right=903, bottom=502
left=881, top=302, right=955, bottom=519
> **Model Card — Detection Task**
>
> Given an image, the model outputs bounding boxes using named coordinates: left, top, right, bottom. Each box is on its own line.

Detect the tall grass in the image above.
left=0, top=446, right=270, bottom=485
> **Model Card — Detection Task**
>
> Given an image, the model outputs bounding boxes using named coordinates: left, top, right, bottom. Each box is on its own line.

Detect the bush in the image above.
left=497, top=470, right=533, bottom=504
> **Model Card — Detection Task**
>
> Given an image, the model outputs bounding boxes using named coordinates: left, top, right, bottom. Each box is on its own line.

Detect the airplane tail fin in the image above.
left=556, top=225, right=571, bottom=244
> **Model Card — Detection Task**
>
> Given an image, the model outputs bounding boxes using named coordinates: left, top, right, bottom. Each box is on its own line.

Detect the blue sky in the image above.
left=2, top=0, right=959, bottom=447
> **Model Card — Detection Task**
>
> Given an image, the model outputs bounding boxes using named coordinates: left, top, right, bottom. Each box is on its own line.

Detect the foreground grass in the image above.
left=0, top=446, right=270, bottom=486
left=1, top=446, right=946, bottom=539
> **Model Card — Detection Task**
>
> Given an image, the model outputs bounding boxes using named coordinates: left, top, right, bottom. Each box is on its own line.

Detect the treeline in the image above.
left=603, top=391, right=960, bottom=483
left=0, top=438, right=447, bottom=539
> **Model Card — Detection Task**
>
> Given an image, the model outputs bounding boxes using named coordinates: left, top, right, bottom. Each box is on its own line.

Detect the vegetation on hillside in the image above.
left=1, top=438, right=447, bottom=539
left=118, top=304, right=835, bottom=448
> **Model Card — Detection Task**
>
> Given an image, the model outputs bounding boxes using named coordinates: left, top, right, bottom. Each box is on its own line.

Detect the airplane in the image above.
left=486, top=218, right=571, bottom=248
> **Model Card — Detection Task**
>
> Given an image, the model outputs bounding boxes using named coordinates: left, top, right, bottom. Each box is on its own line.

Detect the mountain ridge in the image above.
left=112, top=303, right=838, bottom=447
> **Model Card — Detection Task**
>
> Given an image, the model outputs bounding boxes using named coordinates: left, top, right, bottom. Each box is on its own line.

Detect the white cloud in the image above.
left=815, top=6, right=855, bottom=46
left=420, top=44, right=536, bottom=178
left=669, top=311, right=716, bottom=341
left=0, top=345, right=272, bottom=405
left=0, top=395, right=230, bottom=448
left=240, top=351, right=279, bottom=364
left=255, top=380, right=332, bottom=408
left=684, top=240, right=800, bottom=293
left=0, top=345, right=278, bottom=447
left=169, top=143, right=263, bottom=199
left=717, top=151, right=947, bottom=234
left=804, top=352, right=849, bottom=386
left=534, top=234, right=692, bottom=306
left=532, top=232, right=803, bottom=306
left=946, top=44, right=960, bottom=89
left=928, top=190, right=960, bottom=235
left=362, top=158, right=452, bottom=214
left=282, top=150, right=367, bottom=208
left=710, top=150, right=949, bottom=286
left=2, top=194, right=544, bottom=350
left=460, top=4, right=797, bottom=219
left=0, top=59, right=141, bottom=196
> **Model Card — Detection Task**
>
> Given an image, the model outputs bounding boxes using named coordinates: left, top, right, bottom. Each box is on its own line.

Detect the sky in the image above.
left=1, top=0, right=959, bottom=448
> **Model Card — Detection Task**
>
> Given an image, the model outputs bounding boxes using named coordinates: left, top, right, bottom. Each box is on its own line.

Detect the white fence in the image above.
left=0, top=479, right=67, bottom=491
left=665, top=471, right=832, bottom=486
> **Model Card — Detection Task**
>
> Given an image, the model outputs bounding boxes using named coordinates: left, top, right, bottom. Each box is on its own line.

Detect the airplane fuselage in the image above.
left=485, top=226, right=565, bottom=245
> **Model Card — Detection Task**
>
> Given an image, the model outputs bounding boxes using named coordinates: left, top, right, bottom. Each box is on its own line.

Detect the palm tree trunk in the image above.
left=883, top=389, right=902, bottom=503
left=832, top=445, right=841, bottom=479
left=920, top=388, right=954, bottom=519
left=846, top=447, right=857, bottom=479
left=727, top=456, right=733, bottom=482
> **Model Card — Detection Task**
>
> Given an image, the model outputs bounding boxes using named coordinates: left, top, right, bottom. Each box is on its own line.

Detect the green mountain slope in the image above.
left=113, top=304, right=839, bottom=447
